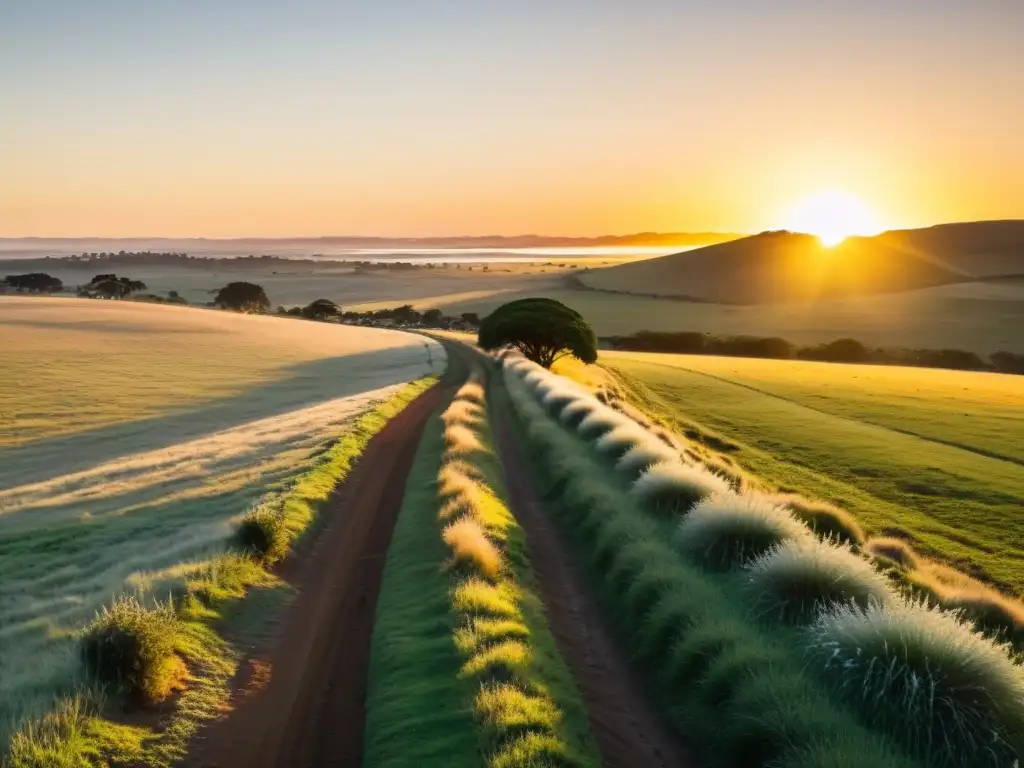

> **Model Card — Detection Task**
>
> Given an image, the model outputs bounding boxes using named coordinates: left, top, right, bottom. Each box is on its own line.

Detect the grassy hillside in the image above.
left=432, top=282, right=1024, bottom=355
left=580, top=231, right=964, bottom=303
left=598, top=352, right=1024, bottom=594
left=878, top=220, right=1024, bottom=277
left=0, top=297, right=440, bottom=751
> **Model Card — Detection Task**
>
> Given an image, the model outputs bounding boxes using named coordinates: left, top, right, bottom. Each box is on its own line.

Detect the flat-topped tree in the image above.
left=214, top=282, right=270, bottom=313
left=87, top=275, right=147, bottom=298
left=300, top=298, right=342, bottom=320
left=3, top=273, right=64, bottom=293
left=478, top=297, right=597, bottom=368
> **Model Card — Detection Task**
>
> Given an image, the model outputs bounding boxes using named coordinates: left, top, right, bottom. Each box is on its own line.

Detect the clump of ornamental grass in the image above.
left=722, top=668, right=917, bottom=768
left=615, top=440, right=679, bottom=481
left=540, top=388, right=578, bottom=418
left=455, top=378, right=486, bottom=405
left=630, top=461, right=733, bottom=516
left=702, top=454, right=761, bottom=494
left=746, top=536, right=893, bottom=623
left=443, top=517, right=503, bottom=581
left=443, top=423, right=487, bottom=457
left=437, top=460, right=483, bottom=500
left=559, top=400, right=597, bottom=429
left=475, top=683, right=561, bottom=740
left=940, top=589, right=1024, bottom=648
left=677, top=494, right=810, bottom=570
left=576, top=410, right=627, bottom=442
left=865, top=536, right=920, bottom=570
left=80, top=596, right=185, bottom=704
left=594, top=424, right=651, bottom=462
left=441, top=398, right=484, bottom=428
left=488, top=731, right=575, bottom=768
left=185, top=551, right=270, bottom=608
left=452, top=578, right=520, bottom=619
left=770, top=493, right=866, bottom=546
left=522, top=370, right=547, bottom=391
left=454, top=618, right=531, bottom=655
left=236, top=503, right=289, bottom=563
left=808, top=600, right=1024, bottom=767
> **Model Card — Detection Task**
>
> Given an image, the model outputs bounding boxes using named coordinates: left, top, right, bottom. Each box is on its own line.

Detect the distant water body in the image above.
left=0, top=244, right=692, bottom=264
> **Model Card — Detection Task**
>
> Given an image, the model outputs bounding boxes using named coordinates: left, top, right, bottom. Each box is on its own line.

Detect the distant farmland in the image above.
left=0, top=297, right=441, bottom=742
left=599, top=351, right=1024, bottom=594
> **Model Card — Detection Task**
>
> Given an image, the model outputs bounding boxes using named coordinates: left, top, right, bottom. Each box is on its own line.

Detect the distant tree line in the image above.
left=271, top=299, right=481, bottom=331
left=605, top=331, right=1024, bottom=375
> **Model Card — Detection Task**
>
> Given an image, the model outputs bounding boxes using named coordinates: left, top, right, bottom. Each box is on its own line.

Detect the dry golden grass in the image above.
left=443, top=424, right=487, bottom=457
left=443, top=517, right=503, bottom=580
left=440, top=398, right=485, bottom=428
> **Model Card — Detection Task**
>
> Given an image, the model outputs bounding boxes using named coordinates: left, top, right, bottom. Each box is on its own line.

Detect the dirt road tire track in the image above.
left=490, top=382, right=696, bottom=768
left=186, top=376, right=456, bottom=768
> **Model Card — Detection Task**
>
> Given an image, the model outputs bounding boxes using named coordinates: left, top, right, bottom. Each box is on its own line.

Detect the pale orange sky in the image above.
left=2, top=2, right=1022, bottom=238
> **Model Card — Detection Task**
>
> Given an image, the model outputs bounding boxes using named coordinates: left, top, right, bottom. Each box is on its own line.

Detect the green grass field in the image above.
left=598, top=352, right=1024, bottom=594
left=0, top=297, right=441, bottom=753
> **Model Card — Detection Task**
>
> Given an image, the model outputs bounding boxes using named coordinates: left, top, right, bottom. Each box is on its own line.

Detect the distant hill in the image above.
left=876, top=220, right=1024, bottom=278
left=579, top=230, right=968, bottom=304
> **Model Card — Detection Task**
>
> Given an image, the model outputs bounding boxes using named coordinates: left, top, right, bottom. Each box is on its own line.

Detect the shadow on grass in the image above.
left=0, top=344, right=436, bottom=490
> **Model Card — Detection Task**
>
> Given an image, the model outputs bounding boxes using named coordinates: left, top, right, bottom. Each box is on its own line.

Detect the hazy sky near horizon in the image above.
left=2, top=1, right=1022, bottom=237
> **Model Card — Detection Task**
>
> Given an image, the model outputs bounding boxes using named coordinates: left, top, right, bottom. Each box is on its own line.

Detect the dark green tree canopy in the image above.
left=300, top=298, right=342, bottom=320
left=214, top=282, right=270, bottom=312
left=4, top=273, right=64, bottom=293
left=87, top=274, right=147, bottom=298
left=478, top=297, right=597, bottom=368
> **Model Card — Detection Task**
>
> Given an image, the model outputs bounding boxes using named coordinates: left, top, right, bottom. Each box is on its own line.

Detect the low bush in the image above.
left=770, top=494, right=865, bottom=546
left=676, top=493, right=811, bottom=570
left=865, top=537, right=920, bottom=570
left=809, top=601, right=1024, bottom=767
left=630, top=461, right=732, bottom=516
left=235, top=503, right=288, bottom=563
left=80, top=596, right=184, bottom=704
left=746, top=537, right=893, bottom=622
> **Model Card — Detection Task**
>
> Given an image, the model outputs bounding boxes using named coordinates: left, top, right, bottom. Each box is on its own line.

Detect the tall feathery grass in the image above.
left=768, top=493, right=866, bottom=547
left=676, top=493, right=810, bottom=570
left=630, top=460, right=733, bottom=516
left=499, top=356, right=919, bottom=768
left=746, top=536, right=893, bottom=622
left=809, top=600, right=1024, bottom=767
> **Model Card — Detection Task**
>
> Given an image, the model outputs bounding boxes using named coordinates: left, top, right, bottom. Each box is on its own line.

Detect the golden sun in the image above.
left=786, top=190, right=882, bottom=246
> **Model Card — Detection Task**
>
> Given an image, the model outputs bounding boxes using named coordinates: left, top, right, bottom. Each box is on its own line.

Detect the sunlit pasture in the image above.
left=0, top=297, right=440, bottom=741
left=601, top=352, right=1024, bottom=594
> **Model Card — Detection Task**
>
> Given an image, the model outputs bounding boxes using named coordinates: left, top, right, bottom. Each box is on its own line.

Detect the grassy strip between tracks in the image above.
left=5, top=376, right=440, bottom=768
left=366, top=369, right=599, bottom=767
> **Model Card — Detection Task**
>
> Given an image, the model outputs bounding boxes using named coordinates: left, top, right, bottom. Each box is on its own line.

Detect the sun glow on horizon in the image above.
left=786, top=190, right=882, bottom=247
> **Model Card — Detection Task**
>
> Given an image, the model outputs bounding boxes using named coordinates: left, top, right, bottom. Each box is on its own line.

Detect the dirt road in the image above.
left=187, top=376, right=453, bottom=768
left=490, top=383, right=695, bottom=768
